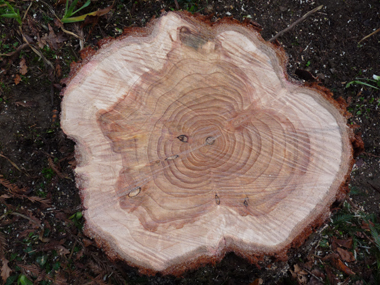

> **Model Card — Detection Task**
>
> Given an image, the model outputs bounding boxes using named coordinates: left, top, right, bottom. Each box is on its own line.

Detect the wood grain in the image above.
left=61, top=11, right=354, bottom=274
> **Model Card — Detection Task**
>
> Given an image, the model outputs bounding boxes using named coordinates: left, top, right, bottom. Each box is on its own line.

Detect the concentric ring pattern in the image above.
left=97, top=32, right=313, bottom=231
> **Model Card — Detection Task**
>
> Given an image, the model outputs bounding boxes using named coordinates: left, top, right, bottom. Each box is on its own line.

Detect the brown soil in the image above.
left=0, top=0, right=379, bottom=284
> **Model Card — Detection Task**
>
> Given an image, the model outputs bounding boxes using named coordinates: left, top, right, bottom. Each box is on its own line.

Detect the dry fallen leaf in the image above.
left=334, top=237, right=353, bottom=249
left=290, top=264, right=308, bottom=284
left=311, top=268, right=325, bottom=279
left=325, top=266, right=338, bottom=285
left=27, top=196, right=52, bottom=208
left=14, top=74, right=21, bottom=85
left=0, top=177, right=27, bottom=195
left=39, top=230, right=51, bottom=243
left=41, top=240, right=66, bottom=252
left=54, top=271, right=69, bottom=285
left=337, top=247, right=355, bottom=262
left=19, top=58, right=28, bottom=75
left=332, top=258, right=355, bottom=275
left=75, top=248, right=85, bottom=260
left=56, top=245, right=70, bottom=256
left=1, top=258, right=12, bottom=282
left=82, top=238, right=93, bottom=247
left=17, top=263, right=41, bottom=278
left=361, top=220, right=375, bottom=230
left=40, top=24, right=67, bottom=50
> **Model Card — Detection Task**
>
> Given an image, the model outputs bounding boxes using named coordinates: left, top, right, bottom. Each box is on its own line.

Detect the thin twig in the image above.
left=19, top=6, right=55, bottom=71
left=303, top=268, right=324, bottom=283
left=9, top=212, right=42, bottom=228
left=69, top=240, right=78, bottom=260
left=358, top=28, right=380, bottom=44
left=60, top=25, right=82, bottom=40
left=0, top=154, right=21, bottom=172
left=269, top=5, right=323, bottom=42
left=19, top=28, right=54, bottom=70
left=23, top=2, right=33, bottom=21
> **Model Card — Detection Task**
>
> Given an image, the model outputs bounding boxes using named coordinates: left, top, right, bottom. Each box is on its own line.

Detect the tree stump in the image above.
left=61, top=11, right=357, bottom=275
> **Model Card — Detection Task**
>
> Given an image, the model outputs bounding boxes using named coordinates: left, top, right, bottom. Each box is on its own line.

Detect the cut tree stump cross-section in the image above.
left=61, top=11, right=357, bottom=275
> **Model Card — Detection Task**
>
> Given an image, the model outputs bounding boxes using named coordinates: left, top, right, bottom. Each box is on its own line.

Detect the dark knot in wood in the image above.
left=177, top=135, right=188, bottom=143
left=205, top=136, right=216, bottom=145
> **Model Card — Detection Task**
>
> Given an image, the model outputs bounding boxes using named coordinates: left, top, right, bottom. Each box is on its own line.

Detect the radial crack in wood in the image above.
left=60, top=11, right=356, bottom=275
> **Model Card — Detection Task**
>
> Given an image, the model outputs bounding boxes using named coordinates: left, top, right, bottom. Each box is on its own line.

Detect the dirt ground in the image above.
left=0, top=0, right=380, bottom=284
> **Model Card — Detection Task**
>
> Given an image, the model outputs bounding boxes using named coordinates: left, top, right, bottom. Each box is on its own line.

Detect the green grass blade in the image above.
left=61, top=9, right=99, bottom=23
left=70, top=0, right=91, bottom=17
left=61, top=13, right=89, bottom=23
left=0, top=13, right=17, bottom=18
left=65, top=0, right=69, bottom=14
left=346, top=80, right=379, bottom=90
left=356, top=82, right=379, bottom=90
left=66, top=0, right=80, bottom=17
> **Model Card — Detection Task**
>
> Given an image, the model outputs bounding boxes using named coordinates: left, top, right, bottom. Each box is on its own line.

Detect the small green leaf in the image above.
left=70, top=211, right=83, bottom=220
left=24, top=245, right=35, bottom=255
left=319, top=239, right=329, bottom=248
left=17, top=275, right=33, bottom=285
left=76, top=211, right=83, bottom=219
left=10, top=253, right=18, bottom=261
left=5, top=275, right=18, bottom=285
left=71, top=0, right=91, bottom=16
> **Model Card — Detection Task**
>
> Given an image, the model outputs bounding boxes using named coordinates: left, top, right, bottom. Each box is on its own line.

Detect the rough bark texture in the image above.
left=61, top=11, right=356, bottom=275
